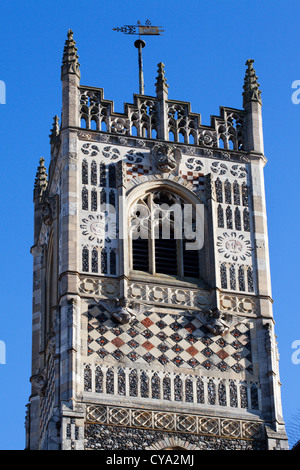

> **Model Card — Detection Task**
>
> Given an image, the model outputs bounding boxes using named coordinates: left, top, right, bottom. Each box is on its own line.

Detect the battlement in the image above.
left=79, top=83, right=245, bottom=152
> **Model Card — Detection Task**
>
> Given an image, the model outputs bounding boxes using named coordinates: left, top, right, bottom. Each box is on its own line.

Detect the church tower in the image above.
left=25, top=30, right=289, bottom=450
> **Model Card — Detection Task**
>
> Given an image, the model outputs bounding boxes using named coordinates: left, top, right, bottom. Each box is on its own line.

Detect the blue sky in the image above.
left=0, top=0, right=299, bottom=450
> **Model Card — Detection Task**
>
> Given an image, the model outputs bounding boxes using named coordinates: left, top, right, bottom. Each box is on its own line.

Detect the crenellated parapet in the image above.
left=79, top=80, right=245, bottom=152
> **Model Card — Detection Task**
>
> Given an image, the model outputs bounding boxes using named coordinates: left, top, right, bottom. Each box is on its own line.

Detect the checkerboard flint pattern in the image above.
left=126, top=163, right=152, bottom=180
left=87, top=305, right=253, bottom=374
left=179, top=171, right=205, bottom=188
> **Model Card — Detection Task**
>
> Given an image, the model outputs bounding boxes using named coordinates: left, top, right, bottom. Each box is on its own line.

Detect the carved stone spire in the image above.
left=61, top=29, right=80, bottom=80
left=243, top=59, right=262, bottom=108
left=155, top=63, right=169, bottom=140
left=34, top=157, right=48, bottom=200
left=155, top=62, right=169, bottom=98
left=49, top=115, right=60, bottom=144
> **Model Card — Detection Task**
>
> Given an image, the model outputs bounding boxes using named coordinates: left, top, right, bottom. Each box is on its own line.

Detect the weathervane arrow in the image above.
left=113, top=19, right=164, bottom=37
left=113, top=20, right=164, bottom=94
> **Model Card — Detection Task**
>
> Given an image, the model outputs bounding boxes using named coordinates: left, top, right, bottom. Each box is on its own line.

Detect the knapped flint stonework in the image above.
left=84, top=424, right=266, bottom=450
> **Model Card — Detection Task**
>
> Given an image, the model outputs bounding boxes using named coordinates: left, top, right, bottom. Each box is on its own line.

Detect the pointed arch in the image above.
left=125, top=177, right=208, bottom=282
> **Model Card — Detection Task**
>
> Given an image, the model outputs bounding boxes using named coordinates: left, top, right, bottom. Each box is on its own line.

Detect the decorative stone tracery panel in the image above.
left=83, top=363, right=260, bottom=410
left=85, top=404, right=263, bottom=441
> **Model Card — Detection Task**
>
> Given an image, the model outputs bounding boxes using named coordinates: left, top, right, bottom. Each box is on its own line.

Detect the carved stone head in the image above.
left=152, top=144, right=181, bottom=174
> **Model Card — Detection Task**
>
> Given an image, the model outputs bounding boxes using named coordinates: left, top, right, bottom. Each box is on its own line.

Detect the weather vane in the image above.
left=113, top=20, right=164, bottom=95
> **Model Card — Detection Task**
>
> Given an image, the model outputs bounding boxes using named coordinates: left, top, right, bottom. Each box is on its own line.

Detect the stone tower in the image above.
left=25, top=30, right=289, bottom=450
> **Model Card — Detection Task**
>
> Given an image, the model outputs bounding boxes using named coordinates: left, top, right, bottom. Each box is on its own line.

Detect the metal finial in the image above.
left=113, top=20, right=164, bottom=95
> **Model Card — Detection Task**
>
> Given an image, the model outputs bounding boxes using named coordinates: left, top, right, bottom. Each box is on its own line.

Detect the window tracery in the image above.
left=130, top=189, right=201, bottom=280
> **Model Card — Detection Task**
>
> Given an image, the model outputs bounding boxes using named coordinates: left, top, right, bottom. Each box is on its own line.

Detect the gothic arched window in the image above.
left=247, top=267, right=254, bottom=292
left=226, top=206, right=233, bottom=229
left=118, top=367, right=126, bottom=396
left=217, top=204, right=224, bottom=228
left=91, top=188, right=97, bottom=211
left=108, top=164, right=116, bottom=188
left=151, top=373, right=160, bottom=399
left=82, top=246, right=89, bottom=272
left=100, top=188, right=106, bottom=205
left=242, top=182, right=249, bottom=207
left=95, top=366, right=103, bottom=393
left=233, top=181, right=240, bottom=205
left=174, top=375, right=183, bottom=402
left=100, top=162, right=106, bottom=187
left=229, top=265, right=236, bottom=290
left=243, top=208, right=250, bottom=232
left=129, top=370, right=138, bottom=397
left=92, top=247, right=98, bottom=273
left=82, top=187, right=88, bottom=211
left=84, top=364, right=92, bottom=392
left=90, top=160, right=97, bottom=186
left=101, top=248, right=107, bottom=274
left=238, top=266, right=245, bottom=291
left=196, top=378, right=205, bottom=404
left=82, top=159, right=88, bottom=185
left=218, top=380, right=227, bottom=406
left=215, top=178, right=223, bottom=203
left=163, top=375, right=171, bottom=401
left=208, top=379, right=216, bottom=405
left=234, top=207, right=241, bottom=231
left=224, top=180, right=232, bottom=204
left=220, top=263, right=227, bottom=289
left=185, top=378, right=193, bottom=403
left=130, top=190, right=201, bottom=280
left=106, top=368, right=114, bottom=395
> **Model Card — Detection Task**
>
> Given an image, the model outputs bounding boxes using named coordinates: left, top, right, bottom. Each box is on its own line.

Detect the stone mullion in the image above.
left=113, top=367, right=118, bottom=396
left=148, top=193, right=155, bottom=275
left=90, top=363, right=95, bottom=394
left=136, top=370, right=141, bottom=399
left=192, top=376, right=197, bottom=404
left=124, top=368, right=130, bottom=397
left=237, top=380, right=242, bottom=409
left=247, top=383, right=252, bottom=410
left=148, top=370, right=153, bottom=399
left=102, top=365, right=107, bottom=395
left=170, top=372, right=175, bottom=402
left=225, top=379, right=230, bottom=408
left=203, top=376, right=208, bottom=405
left=182, top=374, right=186, bottom=403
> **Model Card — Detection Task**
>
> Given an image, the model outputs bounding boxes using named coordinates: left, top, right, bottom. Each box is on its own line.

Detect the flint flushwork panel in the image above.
left=83, top=363, right=260, bottom=411
left=85, top=404, right=264, bottom=449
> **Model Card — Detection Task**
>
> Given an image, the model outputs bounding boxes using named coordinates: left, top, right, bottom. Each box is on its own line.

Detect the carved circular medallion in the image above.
left=217, top=232, right=252, bottom=261
left=80, top=213, right=117, bottom=244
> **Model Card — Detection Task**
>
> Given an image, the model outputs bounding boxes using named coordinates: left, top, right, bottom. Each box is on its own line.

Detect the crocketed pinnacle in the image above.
left=155, top=62, right=169, bottom=97
left=243, top=59, right=262, bottom=108
left=34, top=157, right=48, bottom=199
left=61, top=29, right=80, bottom=79
left=49, top=115, right=60, bottom=143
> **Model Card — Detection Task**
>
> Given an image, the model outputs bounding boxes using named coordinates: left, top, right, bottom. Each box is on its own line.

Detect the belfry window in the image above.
left=130, top=190, right=201, bottom=279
